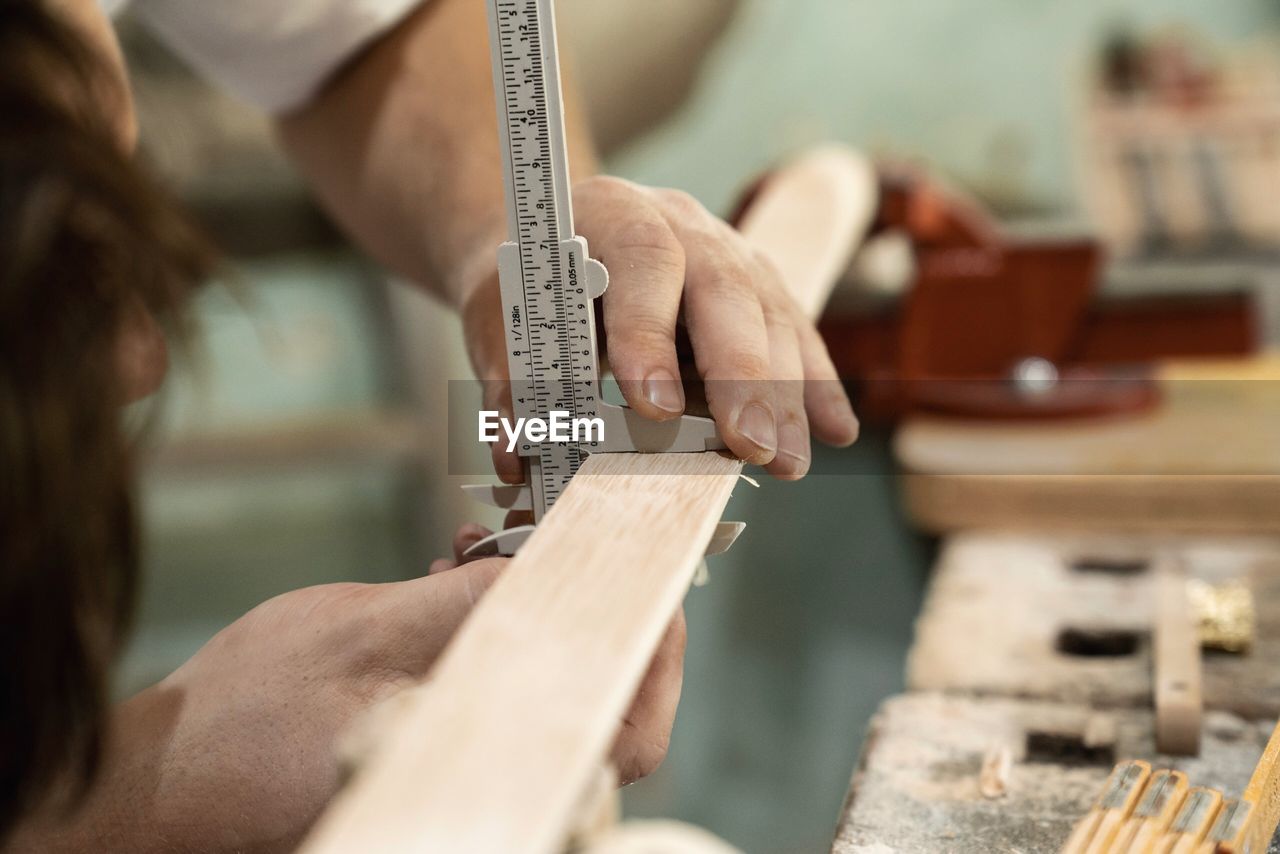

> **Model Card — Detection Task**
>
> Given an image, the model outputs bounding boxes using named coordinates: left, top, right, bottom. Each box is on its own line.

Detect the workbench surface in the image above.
left=909, top=532, right=1280, bottom=718
left=833, top=693, right=1280, bottom=854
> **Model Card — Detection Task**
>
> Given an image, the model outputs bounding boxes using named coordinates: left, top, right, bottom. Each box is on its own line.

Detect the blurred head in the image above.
left=0, top=0, right=215, bottom=836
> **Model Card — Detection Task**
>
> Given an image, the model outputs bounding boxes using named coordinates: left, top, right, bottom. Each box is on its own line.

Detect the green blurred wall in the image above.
left=616, top=0, right=1280, bottom=218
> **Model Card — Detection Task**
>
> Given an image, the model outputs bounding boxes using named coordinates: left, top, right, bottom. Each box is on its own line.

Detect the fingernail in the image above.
left=778, top=422, right=810, bottom=476
left=644, top=370, right=685, bottom=416
left=735, top=403, right=777, bottom=457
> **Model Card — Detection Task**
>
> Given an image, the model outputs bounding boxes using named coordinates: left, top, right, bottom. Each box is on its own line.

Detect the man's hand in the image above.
left=277, top=0, right=858, bottom=487
left=429, top=526, right=686, bottom=786
left=465, top=176, right=860, bottom=484
left=433, top=524, right=686, bottom=785
left=11, top=527, right=683, bottom=853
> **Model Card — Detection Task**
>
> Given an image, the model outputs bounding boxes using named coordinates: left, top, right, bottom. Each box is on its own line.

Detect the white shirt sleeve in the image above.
left=128, top=0, right=424, bottom=113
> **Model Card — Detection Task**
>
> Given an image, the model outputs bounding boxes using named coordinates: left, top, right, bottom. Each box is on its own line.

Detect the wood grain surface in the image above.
left=303, top=453, right=743, bottom=853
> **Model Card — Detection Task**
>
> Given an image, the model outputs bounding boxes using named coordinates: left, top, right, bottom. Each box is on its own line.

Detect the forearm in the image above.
left=277, top=0, right=598, bottom=310
left=279, top=0, right=862, bottom=469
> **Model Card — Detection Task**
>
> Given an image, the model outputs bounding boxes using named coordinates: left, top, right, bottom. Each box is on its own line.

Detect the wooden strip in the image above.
left=1061, top=807, right=1106, bottom=854
left=735, top=144, right=875, bottom=320
left=300, top=144, right=870, bottom=853
left=1228, top=715, right=1280, bottom=853
left=1084, top=761, right=1152, bottom=854
left=1154, top=563, right=1202, bottom=756
left=978, top=745, right=1013, bottom=799
left=1108, top=770, right=1189, bottom=854
left=567, top=764, right=622, bottom=850
left=582, top=821, right=743, bottom=854
left=303, top=452, right=743, bottom=853
left=1153, top=787, right=1222, bottom=854
left=1198, top=799, right=1254, bottom=854
left=1062, top=761, right=1151, bottom=854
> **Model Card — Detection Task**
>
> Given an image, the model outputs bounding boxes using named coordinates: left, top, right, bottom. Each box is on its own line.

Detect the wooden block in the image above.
left=1154, top=563, right=1203, bottom=756
left=830, top=694, right=1277, bottom=854
left=895, top=358, right=1280, bottom=535
left=901, top=474, right=1280, bottom=537
left=899, top=358, right=1280, bottom=481
left=907, top=532, right=1280, bottom=720
left=979, top=745, right=1013, bottom=799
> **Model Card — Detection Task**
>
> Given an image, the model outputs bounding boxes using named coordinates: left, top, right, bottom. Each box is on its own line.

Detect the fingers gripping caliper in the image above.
left=463, top=0, right=744, bottom=559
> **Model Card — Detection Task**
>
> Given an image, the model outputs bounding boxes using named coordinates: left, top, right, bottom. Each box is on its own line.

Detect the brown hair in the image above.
left=0, top=0, right=215, bottom=836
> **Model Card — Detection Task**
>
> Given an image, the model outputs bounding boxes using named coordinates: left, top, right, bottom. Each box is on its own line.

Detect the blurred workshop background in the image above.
left=118, top=1, right=1280, bottom=851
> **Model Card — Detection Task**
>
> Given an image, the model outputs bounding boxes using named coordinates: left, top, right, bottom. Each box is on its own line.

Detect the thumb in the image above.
left=378, top=558, right=509, bottom=679
left=406, top=557, right=507, bottom=625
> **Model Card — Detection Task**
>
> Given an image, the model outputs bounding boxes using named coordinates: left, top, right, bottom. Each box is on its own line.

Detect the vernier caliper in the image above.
left=464, top=0, right=743, bottom=558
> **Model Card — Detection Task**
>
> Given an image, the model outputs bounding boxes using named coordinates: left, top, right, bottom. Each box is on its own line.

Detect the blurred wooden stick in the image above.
left=1154, top=561, right=1202, bottom=756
